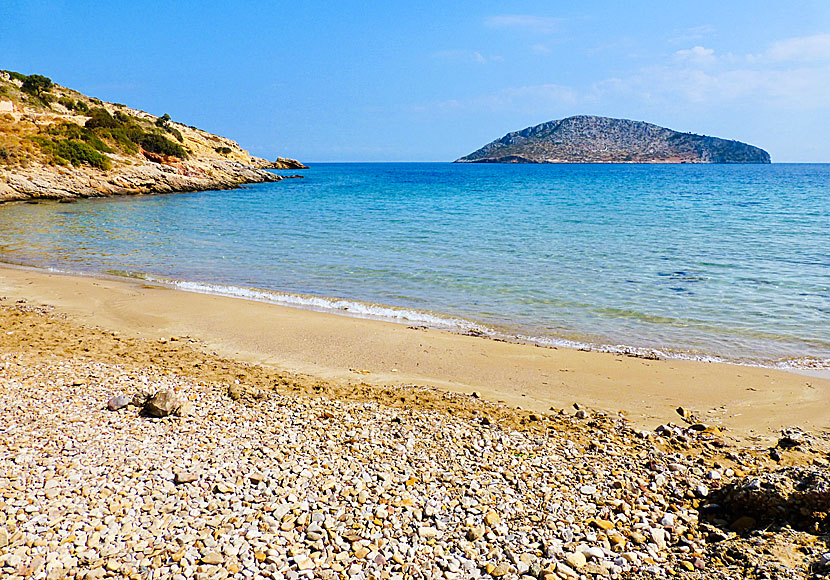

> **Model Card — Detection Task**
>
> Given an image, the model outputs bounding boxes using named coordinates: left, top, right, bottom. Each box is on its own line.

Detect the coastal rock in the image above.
left=142, top=388, right=189, bottom=417
left=706, top=467, right=830, bottom=533
left=255, top=157, right=308, bottom=170
left=0, top=72, right=297, bottom=202
left=455, top=115, right=770, bottom=164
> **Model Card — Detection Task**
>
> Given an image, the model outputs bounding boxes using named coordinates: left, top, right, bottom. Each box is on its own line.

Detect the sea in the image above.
left=1, top=162, right=828, bottom=370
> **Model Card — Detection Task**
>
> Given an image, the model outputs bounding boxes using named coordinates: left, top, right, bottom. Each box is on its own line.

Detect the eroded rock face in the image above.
left=254, top=157, right=308, bottom=170
left=0, top=158, right=283, bottom=203
left=705, top=467, right=830, bottom=533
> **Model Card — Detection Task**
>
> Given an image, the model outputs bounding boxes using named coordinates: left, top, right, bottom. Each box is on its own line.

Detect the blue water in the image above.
left=0, top=163, right=828, bottom=368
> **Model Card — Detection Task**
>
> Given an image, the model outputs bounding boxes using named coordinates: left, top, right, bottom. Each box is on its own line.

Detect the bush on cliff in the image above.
left=21, top=74, right=54, bottom=99
left=30, top=136, right=111, bottom=170
left=138, top=132, right=187, bottom=158
left=50, top=122, right=113, bottom=154
left=85, top=107, right=120, bottom=130
left=82, top=108, right=187, bottom=158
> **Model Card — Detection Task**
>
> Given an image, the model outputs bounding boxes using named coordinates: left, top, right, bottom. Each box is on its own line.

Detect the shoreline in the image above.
left=1, top=262, right=827, bottom=442
left=3, top=256, right=827, bottom=376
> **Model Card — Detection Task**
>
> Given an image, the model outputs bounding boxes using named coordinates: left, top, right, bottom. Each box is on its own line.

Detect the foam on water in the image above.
left=143, top=274, right=830, bottom=372
left=149, top=276, right=485, bottom=332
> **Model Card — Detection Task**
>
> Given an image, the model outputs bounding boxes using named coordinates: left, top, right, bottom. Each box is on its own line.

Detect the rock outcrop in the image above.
left=253, top=157, right=308, bottom=170
left=456, top=115, right=770, bottom=164
left=0, top=70, right=304, bottom=202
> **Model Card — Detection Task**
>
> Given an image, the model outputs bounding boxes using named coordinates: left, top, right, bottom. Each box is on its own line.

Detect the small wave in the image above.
left=145, top=276, right=489, bottom=333
left=141, top=276, right=830, bottom=372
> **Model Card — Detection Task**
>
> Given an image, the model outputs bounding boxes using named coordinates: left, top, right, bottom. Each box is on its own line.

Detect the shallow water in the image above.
left=1, top=163, right=828, bottom=368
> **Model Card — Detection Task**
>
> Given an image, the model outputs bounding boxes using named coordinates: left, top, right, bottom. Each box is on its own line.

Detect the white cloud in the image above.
left=668, top=25, right=716, bottom=44
left=601, top=64, right=830, bottom=109
left=674, top=46, right=716, bottom=66
left=485, top=14, right=561, bottom=35
left=405, top=83, right=578, bottom=116
left=431, top=49, right=499, bottom=64
left=766, top=34, right=830, bottom=62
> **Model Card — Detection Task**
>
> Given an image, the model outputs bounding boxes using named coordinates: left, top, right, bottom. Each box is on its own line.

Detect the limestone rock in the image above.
left=142, top=388, right=189, bottom=417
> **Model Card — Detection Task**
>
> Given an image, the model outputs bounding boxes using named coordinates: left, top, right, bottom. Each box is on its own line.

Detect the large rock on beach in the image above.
left=142, top=388, right=190, bottom=417
left=705, top=467, right=830, bottom=533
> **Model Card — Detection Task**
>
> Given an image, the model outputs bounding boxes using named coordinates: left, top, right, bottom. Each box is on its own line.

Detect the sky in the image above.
left=2, top=1, right=830, bottom=162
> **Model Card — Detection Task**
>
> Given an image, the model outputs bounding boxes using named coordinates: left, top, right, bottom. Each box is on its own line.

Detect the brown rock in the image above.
left=143, top=388, right=189, bottom=417
left=174, top=471, right=199, bottom=485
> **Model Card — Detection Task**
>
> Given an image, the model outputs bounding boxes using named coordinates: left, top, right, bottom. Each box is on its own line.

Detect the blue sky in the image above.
left=2, top=1, right=830, bottom=162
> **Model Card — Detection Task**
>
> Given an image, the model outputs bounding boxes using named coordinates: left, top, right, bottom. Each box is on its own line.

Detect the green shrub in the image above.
left=85, top=107, right=119, bottom=129
left=139, top=132, right=187, bottom=158
left=215, top=146, right=232, bottom=155
left=51, top=123, right=113, bottom=153
left=21, top=74, right=53, bottom=98
left=74, top=100, right=89, bottom=113
left=58, top=96, right=77, bottom=110
left=166, top=126, right=183, bottom=142
left=54, top=139, right=110, bottom=169
left=95, top=126, right=139, bottom=154
left=6, top=71, right=28, bottom=83
left=29, top=136, right=111, bottom=170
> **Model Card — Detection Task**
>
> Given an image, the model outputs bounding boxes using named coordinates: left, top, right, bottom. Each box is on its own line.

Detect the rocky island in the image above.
left=456, top=115, right=771, bottom=164
left=0, top=71, right=305, bottom=202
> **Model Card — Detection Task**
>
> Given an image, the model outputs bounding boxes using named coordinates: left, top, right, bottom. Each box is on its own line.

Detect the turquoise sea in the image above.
left=0, top=163, right=828, bottom=369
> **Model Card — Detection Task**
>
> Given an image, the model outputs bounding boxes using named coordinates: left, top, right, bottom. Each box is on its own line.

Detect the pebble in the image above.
left=106, top=393, right=131, bottom=411
left=174, top=471, right=199, bottom=484
left=0, top=311, right=823, bottom=580
left=564, top=551, right=586, bottom=569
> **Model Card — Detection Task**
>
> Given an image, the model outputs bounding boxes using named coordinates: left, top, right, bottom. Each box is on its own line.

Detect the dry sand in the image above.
left=0, top=264, right=827, bottom=443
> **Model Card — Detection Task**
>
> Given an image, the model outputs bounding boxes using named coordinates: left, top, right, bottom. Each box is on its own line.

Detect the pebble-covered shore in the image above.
left=1, top=302, right=828, bottom=580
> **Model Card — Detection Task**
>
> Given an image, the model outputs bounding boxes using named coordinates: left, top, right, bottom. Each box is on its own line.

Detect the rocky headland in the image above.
left=0, top=71, right=305, bottom=202
left=456, top=116, right=770, bottom=164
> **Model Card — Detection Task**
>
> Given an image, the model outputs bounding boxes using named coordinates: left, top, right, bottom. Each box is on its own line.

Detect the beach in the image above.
left=0, top=264, right=827, bottom=442
left=1, top=264, right=830, bottom=580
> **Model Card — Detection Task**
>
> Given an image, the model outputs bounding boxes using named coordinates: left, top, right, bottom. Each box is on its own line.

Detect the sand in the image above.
left=0, top=263, right=827, bottom=443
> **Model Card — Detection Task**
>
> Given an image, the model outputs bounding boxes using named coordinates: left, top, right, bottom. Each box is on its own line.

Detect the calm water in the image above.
left=1, top=163, right=828, bottom=368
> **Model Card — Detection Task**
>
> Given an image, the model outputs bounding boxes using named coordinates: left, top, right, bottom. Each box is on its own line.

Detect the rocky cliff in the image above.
left=0, top=71, right=306, bottom=202
left=456, top=115, right=770, bottom=164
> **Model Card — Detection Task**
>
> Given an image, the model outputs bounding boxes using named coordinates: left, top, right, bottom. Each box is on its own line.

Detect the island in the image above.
left=0, top=71, right=306, bottom=202
left=456, top=115, right=771, bottom=164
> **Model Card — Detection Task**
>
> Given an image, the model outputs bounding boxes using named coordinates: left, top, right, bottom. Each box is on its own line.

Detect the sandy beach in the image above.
left=1, top=263, right=830, bottom=580
left=0, top=264, right=827, bottom=443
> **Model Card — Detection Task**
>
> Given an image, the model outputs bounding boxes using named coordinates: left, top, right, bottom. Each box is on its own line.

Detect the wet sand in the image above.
left=1, top=264, right=827, bottom=442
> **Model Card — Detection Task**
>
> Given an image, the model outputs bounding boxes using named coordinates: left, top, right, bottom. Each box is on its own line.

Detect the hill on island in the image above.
left=456, top=115, right=770, bottom=164
left=0, top=71, right=305, bottom=202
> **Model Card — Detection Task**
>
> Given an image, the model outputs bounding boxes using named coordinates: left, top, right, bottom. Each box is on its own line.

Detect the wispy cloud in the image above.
left=405, top=83, right=579, bottom=115
left=485, top=14, right=561, bottom=35
left=413, top=35, right=830, bottom=120
left=668, top=24, right=716, bottom=44
left=766, top=34, right=830, bottom=62
left=431, top=49, right=502, bottom=64
left=674, top=46, right=716, bottom=66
